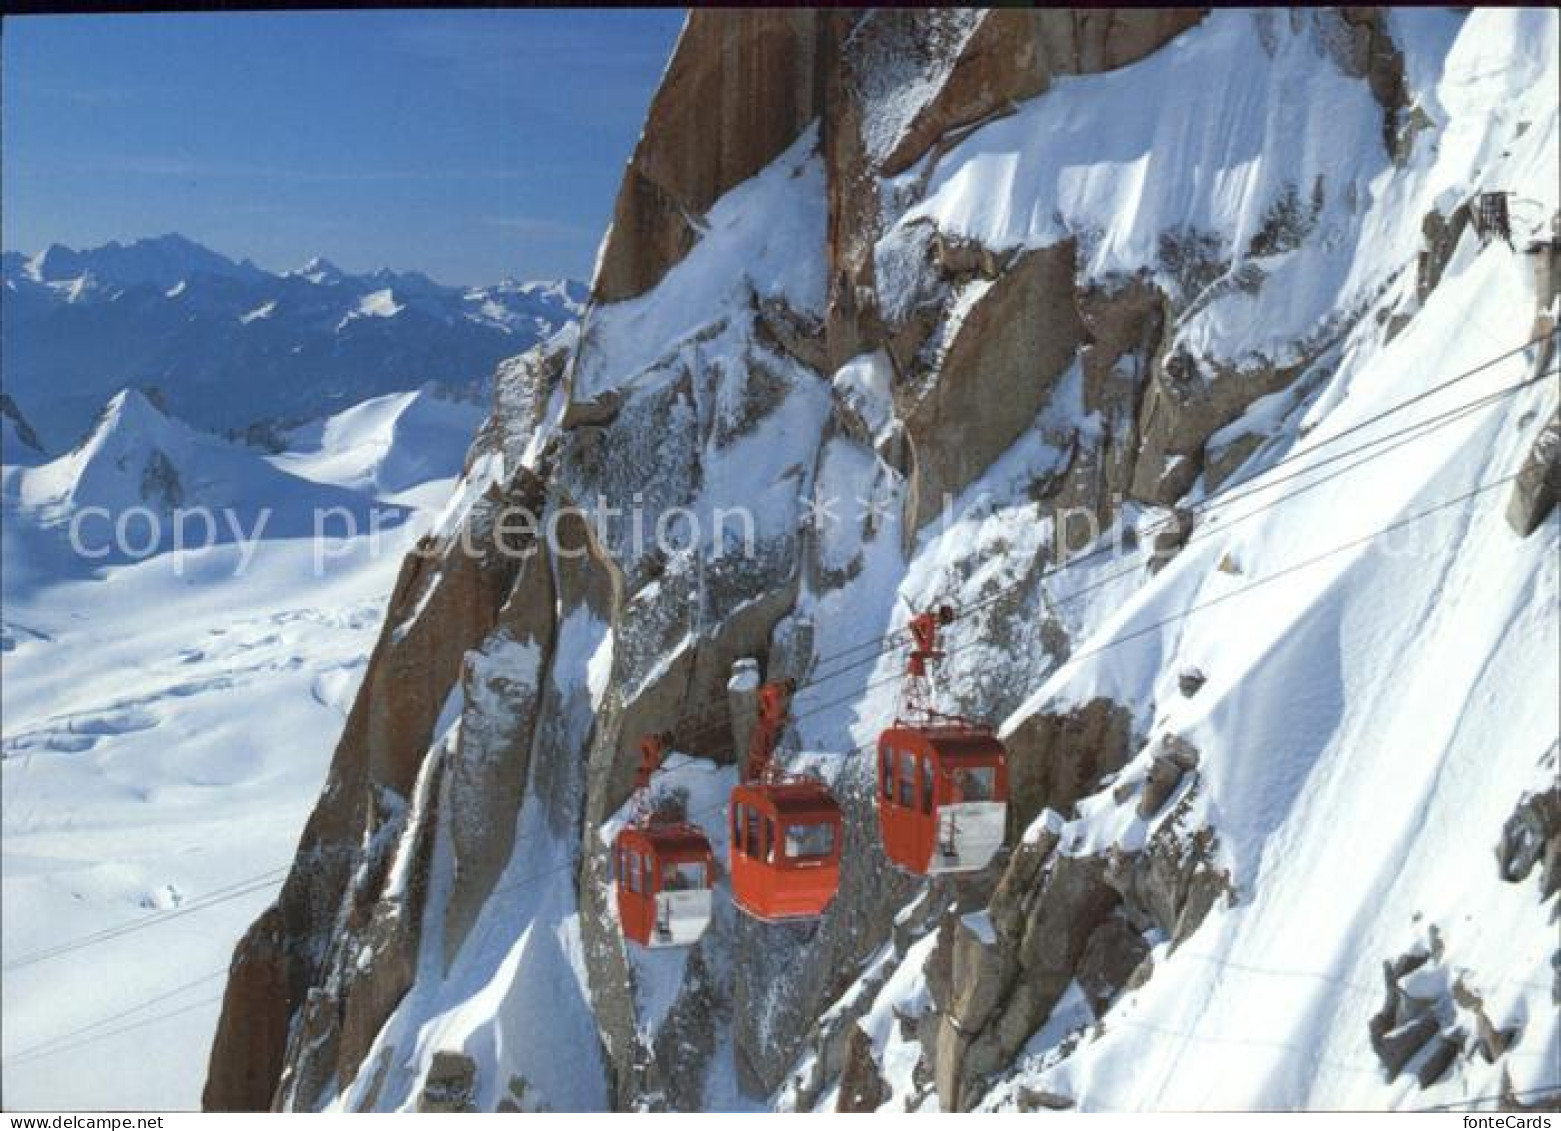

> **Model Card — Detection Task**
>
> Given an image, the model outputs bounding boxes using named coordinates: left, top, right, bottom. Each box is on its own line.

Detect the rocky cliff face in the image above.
left=206, top=8, right=1561, bottom=1111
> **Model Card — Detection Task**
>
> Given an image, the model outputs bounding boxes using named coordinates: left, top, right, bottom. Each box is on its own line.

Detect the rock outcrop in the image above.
left=1367, top=931, right=1524, bottom=1090
left=1001, top=697, right=1135, bottom=830
left=899, top=243, right=1087, bottom=529
left=416, top=1052, right=479, bottom=1113
left=926, top=838, right=1121, bottom=1111
left=1496, top=785, right=1561, bottom=900
left=1506, top=410, right=1560, bottom=538
left=592, top=11, right=821, bottom=303
left=835, top=1026, right=889, bottom=1112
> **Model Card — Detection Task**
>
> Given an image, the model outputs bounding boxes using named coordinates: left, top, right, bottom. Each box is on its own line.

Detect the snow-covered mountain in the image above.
left=194, top=7, right=1557, bottom=1115
left=0, top=383, right=486, bottom=1108
left=1, top=234, right=584, bottom=448
left=3, top=7, right=1555, bottom=1115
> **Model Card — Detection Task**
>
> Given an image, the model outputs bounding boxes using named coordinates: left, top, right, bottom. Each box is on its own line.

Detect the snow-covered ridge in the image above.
left=1, top=234, right=585, bottom=447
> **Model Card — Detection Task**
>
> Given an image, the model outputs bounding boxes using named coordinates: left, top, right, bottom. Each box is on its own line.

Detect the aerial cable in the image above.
left=10, top=471, right=1533, bottom=1068
left=11, top=340, right=1550, bottom=979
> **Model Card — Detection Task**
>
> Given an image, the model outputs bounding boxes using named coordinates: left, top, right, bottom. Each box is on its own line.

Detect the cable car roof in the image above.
left=618, top=822, right=713, bottom=860
left=882, top=726, right=1006, bottom=767
left=732, top=779, right=841, bottom=819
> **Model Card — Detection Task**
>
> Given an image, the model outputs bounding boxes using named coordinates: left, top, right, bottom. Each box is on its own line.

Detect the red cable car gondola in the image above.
left=728, top=679, right=842, bottom=921
left=613, top=734, right=715, bottom=948
left=877, top=606, right=1010, bottom=876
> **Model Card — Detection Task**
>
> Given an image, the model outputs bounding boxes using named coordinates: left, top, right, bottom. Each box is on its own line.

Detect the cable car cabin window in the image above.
left=764, top=817, right=778, bottom=863
left=920, top=756, right=935, bottom=815
left=784, top=821, right=836, bottom=860
left=742, top=806, right=762, bottom=858
left=663, top=861, right=704, bottom=891
left=626, top=851, right=642, bottom=894
left=898, top=750, right=916, bottom=808
left=880, top=746, right=894, bottom=800
left=955, top=765, right=997, bottom=802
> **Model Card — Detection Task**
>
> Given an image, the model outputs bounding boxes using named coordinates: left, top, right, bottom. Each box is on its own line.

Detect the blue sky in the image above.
left=1, top=10, right=685, bottom=284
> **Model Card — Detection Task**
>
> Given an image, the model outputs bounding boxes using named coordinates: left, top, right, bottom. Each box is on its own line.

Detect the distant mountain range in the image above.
left=1, top=234, right=585, bottom=447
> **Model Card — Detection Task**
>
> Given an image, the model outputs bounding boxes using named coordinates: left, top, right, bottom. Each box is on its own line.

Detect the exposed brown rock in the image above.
left=754, top=293, right=829, bottom=375
left=201, top=907, right=295, bottom=1111
left=1148, top=509, right=1195, bottom=575
left=1528, top=234, right=1560, bottom=311
left=1417, top=204, right=1473, bottom=303
left=932, top=231, right=1009, bottom=281
left=1452, top=976, right=1518, bottom=1064
left=417, top=1051, right=478, bottom=1113
left=900, top=242, right=1087, bottom=530
left=1337, top=9, right=1409, bottom=158
left=1077, top=914, right=1151, bottom=1015
left=592, top=12, right=822, bottom=303
left=823, top=10, right=1200, bottom=368
left=782, top=937, right=905, bottom=1114
left=1506, top=410, right=1560, bottom=539
left=1203, top=430, right=1266, bottom=493
left=1016, top=1087, right=1076, bottom=1112
left=1364, top=937, right=1499, bottom=1088
left=931, top=852, right=1121, bottom=1110
left=1106, top=780, right=1229, bottom=946
left=819, top=11, right=886, bottom=371
left=1077, top=277, right=1170, bottom=500
left=1131, top=350, right=1307, bottom=505
left=880, top=10, right=1206, bottom=177
left=475, top=337, right=571, bottom=473
left=835, top=1025, right=888, bottom=1112
left=1374, top=1015, right=1440, bottom=1079
left=1177, top=667, right=1207, bottom=698
left=1001, top=696, right=1136, bottom=831
left=336, top=754, right=446, bottom=1090
left=1136, top=734, right=1201, bottom=820
left=1416, top=1027, right=1463, bottom=1088
left=559, top=388, right=623, bottom=431
left=1496, top=784, right=1561, bottom=898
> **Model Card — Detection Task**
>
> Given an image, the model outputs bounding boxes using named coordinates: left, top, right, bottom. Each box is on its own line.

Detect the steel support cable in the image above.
left=8, top=338, right=1551, bottom=1062
left=15, top=362, right=1545, bottom=972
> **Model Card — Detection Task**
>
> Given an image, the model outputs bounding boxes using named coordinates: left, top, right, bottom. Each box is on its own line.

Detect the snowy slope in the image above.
left=0, top=388, right=480, bottom=1109
left=270, top=388, right=486, bottom=499
left=978, top=81, right=1561, bottom=1108
left=880, top=9, right=1391, bottom=365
